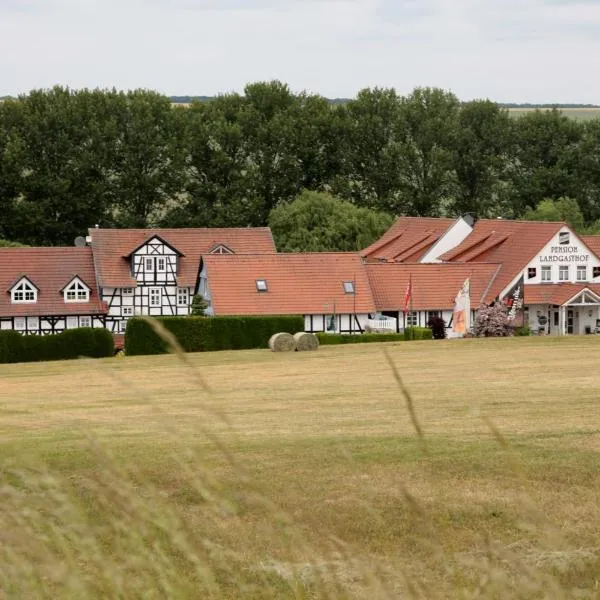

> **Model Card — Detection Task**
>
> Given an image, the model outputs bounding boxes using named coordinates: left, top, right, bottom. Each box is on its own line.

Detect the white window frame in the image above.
left=256, top=279, right=268, bottom=292
left=122, top=287, right=134, bottom=296
left=149, top=287, right=162, bottom=307
left=577, top=266, right=587, bottom=282
left=405, top=311, right=418, bottom=327
left=14, top=317, right=25, bottom=330
left=11, top=279, right=37, bottom=304
left=80, top=316, right=91, bottom=328
left=559, top=266, right=569, bottom=281
left=343, top=281, right=355, bottom=294
left=120, top=320, right=128, bottom=333
left=177, top=287, right=189, bottom=306
left=122, top=306, right=134, bottom=316
left=145, top=257, right=154, bottom=272
left=64, top=278, right=90, bottom=303
left=156, top=257, right=166, bottom=272
left=541, top=266, right=551, bottom=282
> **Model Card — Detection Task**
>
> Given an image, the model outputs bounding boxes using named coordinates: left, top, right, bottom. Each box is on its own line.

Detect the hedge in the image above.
left=125, top=315, right=305, bottom=356
left=403, top=327, right=434, bottom=340
left=0, top=328, right=114, bottom=364
left=317, top=328, right=433, bottom=345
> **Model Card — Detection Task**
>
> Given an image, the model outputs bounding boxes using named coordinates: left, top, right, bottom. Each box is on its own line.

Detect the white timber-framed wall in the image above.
left=102, top=235, right=195, bottom=333
left=0, top=314, right=106, bottom=334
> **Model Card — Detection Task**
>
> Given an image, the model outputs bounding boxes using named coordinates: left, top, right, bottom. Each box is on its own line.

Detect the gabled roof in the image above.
left=125, top=234, right=185, bottom=258
left=89, top=227, right=277, bottom=288
left=525, top=283, right=600, bottom=306
left=7, top=274, right=39, bottom=292
left=440, top=219, right=565, bottom=302
left=202, top=253, right=376, bottom=315
left=365, top=263, right=501, bottom=311
left=0, top=247, right=106, bottom=317
left=60, top=275, right=91, bottom=293
left=361, top=217, right=456, bottom=262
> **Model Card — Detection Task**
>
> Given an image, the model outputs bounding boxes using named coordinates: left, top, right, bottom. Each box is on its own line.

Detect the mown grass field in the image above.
left=508, top=107, right=600, bottom=121
left=2, top=337, right=600, bottom=598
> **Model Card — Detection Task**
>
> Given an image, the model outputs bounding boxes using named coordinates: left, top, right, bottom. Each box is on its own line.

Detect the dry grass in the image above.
left=1, top=336, right=600, bottom=598
left=508, top=107, right=600, bottom=121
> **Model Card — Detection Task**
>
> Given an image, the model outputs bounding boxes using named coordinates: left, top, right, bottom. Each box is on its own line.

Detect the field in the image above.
left=2, top=337, right=600, bottom=598
left=508, top=107, right=600, bottom=121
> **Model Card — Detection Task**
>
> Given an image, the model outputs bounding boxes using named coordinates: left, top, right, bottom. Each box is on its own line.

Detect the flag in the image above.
left=452, top=278, right=471, bottom=335
left=403, top=276, right=412, bottom=315
left=504, top=274, right=524, bottom=325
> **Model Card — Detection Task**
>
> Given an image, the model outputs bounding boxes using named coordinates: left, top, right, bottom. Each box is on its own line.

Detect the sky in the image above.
left=1, top=0, right=600, bottom=102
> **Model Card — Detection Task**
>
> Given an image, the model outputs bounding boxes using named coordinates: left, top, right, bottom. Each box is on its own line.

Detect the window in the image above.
left=577, top=266, right=587, bottom=281
left=427, top=311, right=440, bottom=321
left=120, top=320, right=128, bottom=333
left=594, top=267, right=600, bottom=279
left=122, top=307, right=134, bottom=316
left=80, top=316, right=91, bottom=328
left=559, top=231, right=570, bottom=245
left=64, top=279, right=89, bottom=302
left=527, top=267, right=536, bottom=279
left=14, top=317, right=25, bottom=330
left=405, top=311, right=418, bottom=327
left=209, top=244, right=233, bottom=255
left=541, top=266, right=551, bottom=282
left=156, top=257, right=166, bottom=272
left=122, top=288, right=134, bottom=296
left=559, top=266, right=569, bottom=281
left=343, top=281, right=355, bottom=294
left=28, top=317, right=39, bottom=330
left=145, top=257, right=154, bottom=272
left=177, top=287, right=189, bottom=306
left=11, top=279, right=37, bottom=303
left=256, top=279, right=268, bottom=292
left=149, top=288, right=162, bottom=307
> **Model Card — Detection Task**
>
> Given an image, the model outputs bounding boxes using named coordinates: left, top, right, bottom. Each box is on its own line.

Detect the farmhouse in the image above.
left=4, top=217, right=600, bottom=339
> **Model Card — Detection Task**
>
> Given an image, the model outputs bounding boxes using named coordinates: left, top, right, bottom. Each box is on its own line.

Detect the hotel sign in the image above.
left=539, top=246, right=590, bottom=263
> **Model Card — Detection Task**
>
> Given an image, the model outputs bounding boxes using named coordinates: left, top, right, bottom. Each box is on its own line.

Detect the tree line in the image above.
left=1, top=82, right=600, bottom=248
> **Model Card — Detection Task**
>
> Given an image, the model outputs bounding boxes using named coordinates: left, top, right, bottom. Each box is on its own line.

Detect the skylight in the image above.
left=256, top=279, right=268, bottom=292
left=343, top=281, right=355, bottom=294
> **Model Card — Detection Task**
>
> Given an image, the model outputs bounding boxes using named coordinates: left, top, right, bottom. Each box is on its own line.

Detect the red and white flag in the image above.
left=403, top=276, right=412, bottom=314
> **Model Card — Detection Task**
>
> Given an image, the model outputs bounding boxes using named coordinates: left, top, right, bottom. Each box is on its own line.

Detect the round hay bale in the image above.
left=293, top=332, right=319, bottom=351
left=268, top=332, right=296, bottom=352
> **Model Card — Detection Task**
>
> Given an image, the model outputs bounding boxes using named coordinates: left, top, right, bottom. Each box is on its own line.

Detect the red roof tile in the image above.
left=524, top=283, right=600, bottom=306
left=365, top=262, right=501, bottom=311
left=0, top=247, right=106, bottom=317
left=203, top=253, right=376, bottom=315
left=89, top=227, right=277, bottom=288
left=581, top=235, right=600, bottom=258
left=440, top=219, right=565, bottom=302
left=362, top=217, right=455, bottom=262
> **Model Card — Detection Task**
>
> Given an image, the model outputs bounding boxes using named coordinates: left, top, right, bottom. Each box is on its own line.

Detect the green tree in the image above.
left=522, top=197, right=585, bottom=231
left=451, top=100, right=513, bottom=218
left=268, top=190, right=393, bottom=252
left=190, top=294, right=209, bottom=316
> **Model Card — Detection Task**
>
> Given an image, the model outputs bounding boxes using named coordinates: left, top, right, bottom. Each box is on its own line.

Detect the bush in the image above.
left=426, top=316, right=447, bottom=339
left=403, top=327, right=434, bottom=341
left=473, top=303, right=511, bottom=337
left=514, top=325, right=531, bottom=337
left=317, top=333, right=407, bottom=345
left=0, top=328, right=115, bottom=364
left=125, top=316, right=305, bottom=356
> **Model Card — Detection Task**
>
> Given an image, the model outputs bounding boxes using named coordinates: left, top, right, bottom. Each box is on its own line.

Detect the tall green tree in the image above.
left=522, top=197, right=585, bottom=231
left=268, top=190, right=393, bottom=252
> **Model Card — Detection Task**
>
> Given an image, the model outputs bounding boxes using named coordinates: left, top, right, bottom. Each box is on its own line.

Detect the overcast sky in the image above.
left=1, top=0, right=599, bottom=102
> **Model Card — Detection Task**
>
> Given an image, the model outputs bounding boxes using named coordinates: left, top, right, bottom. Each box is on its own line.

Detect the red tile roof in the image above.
left=0, top=247, right=106, bottom=317
left=361, top=217, right=456, bottom=262
left=366, top=262, right=501, bottom=311
left=89, top=227, right=277, bottom=288
left=581, top=235, right=600, bottom=258
left=440, top=219, right=565, bottom=302
left=203, top=253, right=376, bottom=315
left=524, top=283, right=600, bottom=306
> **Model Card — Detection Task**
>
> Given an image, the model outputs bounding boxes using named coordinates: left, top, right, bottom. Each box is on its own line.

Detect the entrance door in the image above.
left=567, top=310, right=574, bottom=334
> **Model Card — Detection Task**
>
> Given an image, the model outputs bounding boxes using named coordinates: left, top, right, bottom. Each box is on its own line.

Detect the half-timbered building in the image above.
left=0, top=247, right=107, bottom=334
left=88, top=227, right=277, bottom=333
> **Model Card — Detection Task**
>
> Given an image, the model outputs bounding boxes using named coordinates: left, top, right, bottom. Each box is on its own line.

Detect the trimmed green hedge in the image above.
left=125, top=315, right=305, bottom=356
left=0, top=328, right=114, bottom=364
left=317, top=327, right=433, bottom=345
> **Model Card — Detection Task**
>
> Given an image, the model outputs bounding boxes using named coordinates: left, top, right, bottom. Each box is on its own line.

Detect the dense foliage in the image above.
left=0, top=328, right=114, bottom=363
left=3, top=83, right=600, bottom=247
left=125, top=315, right=304, bottom=355
left=316, top=327, right=433, bottom=345
left=473, top=303, right=511, bottom=337
left=426, top=316, right=447, bottom=339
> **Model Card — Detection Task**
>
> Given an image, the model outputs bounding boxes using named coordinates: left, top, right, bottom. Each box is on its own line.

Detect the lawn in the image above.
left=508, top=107, right=600, bottom=121
left=1, top=337, right=600, bottom=598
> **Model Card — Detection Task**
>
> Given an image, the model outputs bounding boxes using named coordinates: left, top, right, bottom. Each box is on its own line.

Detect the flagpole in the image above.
left=410, top=274, right=414, bottom=340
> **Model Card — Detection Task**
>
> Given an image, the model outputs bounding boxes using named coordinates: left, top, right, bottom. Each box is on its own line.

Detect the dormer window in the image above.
left=63, top=277, right=90, bottom=303
left=11, top=277, right=37, bottom=303
left=256, top=279, right=268, bottom=292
